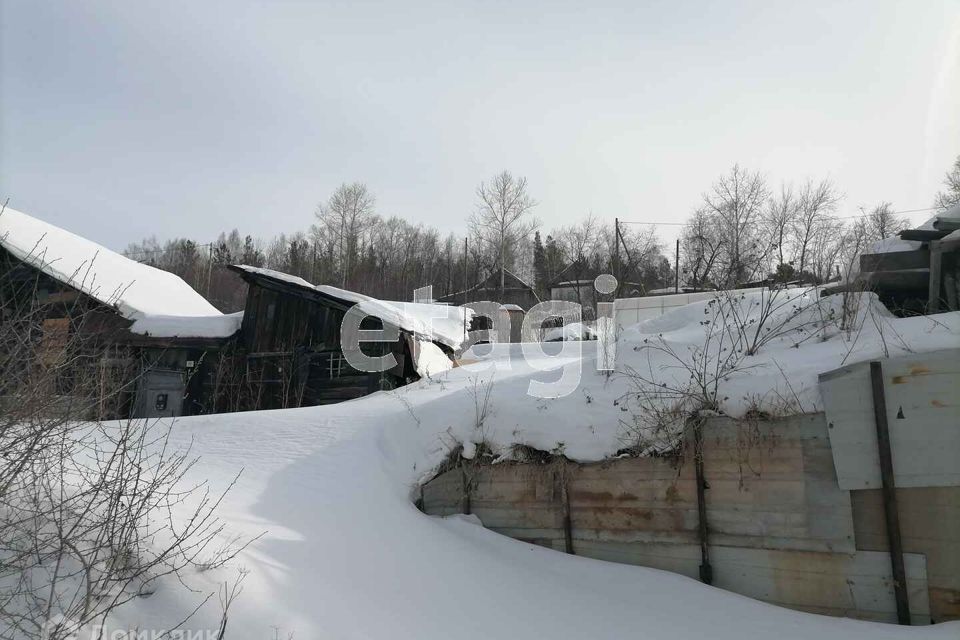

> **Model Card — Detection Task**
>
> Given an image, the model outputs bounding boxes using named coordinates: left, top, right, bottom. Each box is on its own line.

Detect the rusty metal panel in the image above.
left=420, top=411, right=952, bottom=622
left=697, top=414, right=856, bottom=553
left=852, top=487, right=960, bottom=623
left=710, top=547, right=930, bottom=624
left=819, top=349, right=960, bottom=489
left=424, top=414, right=857, bottom=553
left=570, top=541, right=930, bottom=624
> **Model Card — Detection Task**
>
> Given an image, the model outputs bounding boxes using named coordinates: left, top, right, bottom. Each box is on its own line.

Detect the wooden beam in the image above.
left=900, top=229, right=950, bottom=242
left=869, top=361, right=911, bottom=625
left=860, top=249, right=930, bottom=273
left=693, top=419, right=713, bottom=585
left=863, top=270, right=928, bottom=292
left=928, top=242, right=942, bottom=313
left=559, top=471, right=574, bottom=555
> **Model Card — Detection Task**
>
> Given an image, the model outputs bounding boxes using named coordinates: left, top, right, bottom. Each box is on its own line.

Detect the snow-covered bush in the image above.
left=618, top=286, right=862, bottom=454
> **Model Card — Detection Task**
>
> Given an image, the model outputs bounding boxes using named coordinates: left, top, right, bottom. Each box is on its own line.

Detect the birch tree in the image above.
left=701, top=165, right=771, bottom=287
left=793, top=178, right=841, bottom=275
left=469, top=171, right=538, bottom=299
left=313, top=182, right=376, bottom=287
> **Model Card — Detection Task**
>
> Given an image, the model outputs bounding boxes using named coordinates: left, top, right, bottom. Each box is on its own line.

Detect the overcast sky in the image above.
left=2, top=1, right=959, bottom=251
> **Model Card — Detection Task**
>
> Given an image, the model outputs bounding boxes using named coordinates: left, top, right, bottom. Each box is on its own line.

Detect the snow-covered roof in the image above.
left=0, top=207, right=237, bottom=338
left=866, top=204, right=960, bottom=255
left=231, top=265, right=472, bottom=350
left=442, top=267, right=540, bottom=301
left=128, top=312, right=244, bottom=339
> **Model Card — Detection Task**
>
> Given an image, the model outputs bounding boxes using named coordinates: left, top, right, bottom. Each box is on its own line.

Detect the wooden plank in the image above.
left=862, top=270, right=928, bottom=292
left=929, top=243, right=943, bottom=312
left=901, top=229, right=950, bottom=241
left=860, top=249, right=930, bottom=273
left=820, top=349, right=960, bottom=489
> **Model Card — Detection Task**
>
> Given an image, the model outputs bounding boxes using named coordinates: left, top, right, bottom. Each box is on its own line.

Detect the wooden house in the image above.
left=0, top=206, right=241, bottom=419
left=227, top=265, right=469, bottom=408
left=439, top=268, right=541, bottom=311
left=1, top=207, right=469, bottom=418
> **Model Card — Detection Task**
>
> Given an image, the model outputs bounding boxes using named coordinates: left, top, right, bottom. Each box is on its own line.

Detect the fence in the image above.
left=421, top=349, right=960, bottom=624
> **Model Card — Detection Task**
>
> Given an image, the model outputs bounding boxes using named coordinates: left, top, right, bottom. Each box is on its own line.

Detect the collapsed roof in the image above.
left=229, top=265, right=472, bottom=351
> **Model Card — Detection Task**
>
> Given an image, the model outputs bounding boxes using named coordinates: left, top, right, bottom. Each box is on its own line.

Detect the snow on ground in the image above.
left=104, top=289, right=960, bottom=639
left=414, top=339, right=455, bottom=376
left=543, top=321, right=596, bottom=342
left=0, top=207, right=223, bottom=320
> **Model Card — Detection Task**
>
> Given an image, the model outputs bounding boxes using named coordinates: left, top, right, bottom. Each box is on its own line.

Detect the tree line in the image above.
left=124, top=155, right=960, bottom=311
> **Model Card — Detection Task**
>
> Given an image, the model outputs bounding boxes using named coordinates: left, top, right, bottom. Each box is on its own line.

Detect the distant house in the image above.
left=0, top=206, right=241, bottom=419
left=549, top=275, right=643, bottom=320
left=549, top=279, right=595, bottom=305
left=439, top=268, right=540, bottom=311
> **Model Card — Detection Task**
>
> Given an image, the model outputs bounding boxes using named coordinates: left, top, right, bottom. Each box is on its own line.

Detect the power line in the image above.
left=618, top=205, right=941, bottom=227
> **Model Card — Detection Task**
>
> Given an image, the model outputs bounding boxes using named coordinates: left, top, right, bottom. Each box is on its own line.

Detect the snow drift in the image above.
left=93, top=287, right=959, bottom=639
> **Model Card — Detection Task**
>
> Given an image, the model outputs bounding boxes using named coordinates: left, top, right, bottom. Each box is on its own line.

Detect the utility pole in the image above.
left=614, top=218, right=621, bottom=283
left=675, top=237, right=680, bottom=294
left=463, top=237, right=469, bottom=341
left=499, top=235, right=506, bottom=303
left=206, top=244, right=214, bottom=298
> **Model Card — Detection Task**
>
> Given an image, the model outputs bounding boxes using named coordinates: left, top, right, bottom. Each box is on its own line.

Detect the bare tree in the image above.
left=859, top=202, right=907, bottom=243
left=680, top=208, right=725, bottom=289
left=806, top=217, right=847, bottom=284
left=469, top=171, right=538, bottom=299
left=934, top=155, right=960, bottom=210
left=556, top=214, right=602, bottom=308
left=792, top=178, right=841, bottom=276
left=764, top=183, right=797, bottom=274
left=0, top=243, right=249, bottom=639
left=313, top=182, right=376, bottom=288
left=701, top=165, right=771, bottom=287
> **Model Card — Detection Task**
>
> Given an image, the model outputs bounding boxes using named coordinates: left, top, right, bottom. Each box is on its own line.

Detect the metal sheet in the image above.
left=819, top=349, right=960, bottom=489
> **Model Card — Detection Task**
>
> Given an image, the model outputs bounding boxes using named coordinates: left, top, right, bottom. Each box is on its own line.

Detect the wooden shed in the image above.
left=227, top=266, right=413, bottom=407
left=855, top=205, right=960, bottom=314
left=0, top=206, right=241, bottom=419
left=228, top=265, right=469, bottom=408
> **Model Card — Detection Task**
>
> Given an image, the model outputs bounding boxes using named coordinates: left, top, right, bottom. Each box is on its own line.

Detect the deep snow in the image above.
left=102, top=289, right=960, bottom=639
